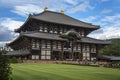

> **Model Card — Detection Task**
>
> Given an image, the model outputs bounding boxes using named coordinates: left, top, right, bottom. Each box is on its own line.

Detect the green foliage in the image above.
left=10, top=57, right=18, bottom=63
left=0, top=48, right=12, bottom=80
left=99, top=38, right=120, bottom=56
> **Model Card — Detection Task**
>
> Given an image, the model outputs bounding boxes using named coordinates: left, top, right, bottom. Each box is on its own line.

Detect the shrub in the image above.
left=11, top=57, right=18, bottom=63
left=0, top=48, right=12, bottom=80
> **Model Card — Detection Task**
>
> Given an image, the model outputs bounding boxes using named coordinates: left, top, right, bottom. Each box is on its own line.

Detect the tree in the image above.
left=0, top=48, right=12, bottom=80
left=99, top=38, right=120, bottom=56
left=11, top=57, right=18, bottom=63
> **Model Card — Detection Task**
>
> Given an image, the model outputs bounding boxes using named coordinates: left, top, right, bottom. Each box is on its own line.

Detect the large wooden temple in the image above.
left=7, top=9, right=110, bottom=61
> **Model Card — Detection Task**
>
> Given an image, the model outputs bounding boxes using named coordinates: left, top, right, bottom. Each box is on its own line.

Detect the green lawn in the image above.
left=12, top=64, right=120, bottom=80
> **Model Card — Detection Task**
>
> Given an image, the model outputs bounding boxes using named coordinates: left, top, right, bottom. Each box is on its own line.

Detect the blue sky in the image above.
left=0, top=0, right=120, bottom=46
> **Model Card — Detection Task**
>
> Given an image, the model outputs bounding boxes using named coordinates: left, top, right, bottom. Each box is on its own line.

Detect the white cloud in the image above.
left=10, top=0, right=69, bottom=17
left=0, top=0, right=41, bottom=6
left=101, top=14, right=120, bottom=23
left=0, top=41, right=11, bottom=47
left=80, top=16, right=98, bottom=23
left=1, top=0, right=62, bottom=16
left=1, top=0, right=93, bottom=16
left=64, top=0, right=79, bottom=5
left=88, top=14, right=120, bottom=39
left=0, top=42, right=7, bottom=47
left=0, top=18, right=23, bottom=31
left=0, top=18, right=22, bottom=46
left=12, top=4, right=43, bottom=17
left=0, top=0, right=77, bottom=7
left=101, top=9, right=112, bottom=14
left=67, top=1, right=94, bottom=13
left=89, top=26, right=120, bottom=39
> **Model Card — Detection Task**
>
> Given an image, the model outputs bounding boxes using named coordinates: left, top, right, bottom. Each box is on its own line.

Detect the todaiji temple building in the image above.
left=7, top=9, right=110, bottom=61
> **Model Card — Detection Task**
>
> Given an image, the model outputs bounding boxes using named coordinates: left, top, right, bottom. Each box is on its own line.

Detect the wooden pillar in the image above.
left=61, top=41, right=64, bottom=60
left=34, top=39, right=37, bottom=48
left=83, top=29, right=85, bottom=37
left=80, top=43, right=83, bottom=60
left=71, top=40, right=74, bottom=60
left=39, top=39, right=41, bottom=60
left=79, top=29, right=82, bottom=36
left=61, top=27, right=63, bottom=33
left=47, top=26, right=49, bottom=33
left=84, top=29, right=87, bottom=37
left=57, top=27, right=60, bottom=34
left=42, top=26, right=44, bottom=32
left=56, top=41, right=58, bottom=49
left=29, top=38, right=32, bottom=60
left=50, top=41, right=53, bottom=60
left=78, top=43, right=80, bottom=60
left=96, top=44, right=98, bottom=60
left=89, top=44, right=91, bottom=61
left=62, top=26, right=65, bottom=33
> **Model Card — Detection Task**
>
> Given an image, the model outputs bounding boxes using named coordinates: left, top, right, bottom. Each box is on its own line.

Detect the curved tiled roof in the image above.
left=81, top=37, right=111, bottom=44
left=99, top=55, right=120, bottom=61
left=16, top=10, right=100, bottom=32
left=31, top=11, right=100, bottom=29
left=8, top=32, right=110, bottom=46
left=6, top=50, right=30, bottom=56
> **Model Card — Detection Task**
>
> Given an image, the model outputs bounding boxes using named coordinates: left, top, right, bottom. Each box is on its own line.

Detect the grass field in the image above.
left=12, top=64, right=120, bottom=80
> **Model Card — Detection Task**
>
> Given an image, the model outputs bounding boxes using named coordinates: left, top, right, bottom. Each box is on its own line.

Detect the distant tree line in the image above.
left=99, top=38, right=120, bottom=56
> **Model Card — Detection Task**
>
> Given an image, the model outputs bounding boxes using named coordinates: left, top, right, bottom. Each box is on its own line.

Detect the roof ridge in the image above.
left=32, top=10, right=62, bottom=16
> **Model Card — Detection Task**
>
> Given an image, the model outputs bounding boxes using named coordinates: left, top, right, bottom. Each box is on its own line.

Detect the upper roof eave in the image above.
left=15, top=14, right=32, bottom=32
left=31, top=16, right=100, bottom=29
left=31, top=10, right=100, bottom=29
left=15, top=10, right=100, bottom=32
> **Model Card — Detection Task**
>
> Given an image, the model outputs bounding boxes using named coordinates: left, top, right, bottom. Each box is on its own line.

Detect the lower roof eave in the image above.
left=6, top=50, right=30, bottom=56
left=8, top=32, right=111, bottom=46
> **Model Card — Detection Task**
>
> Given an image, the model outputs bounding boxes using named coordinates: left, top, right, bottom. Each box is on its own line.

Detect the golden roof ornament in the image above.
left=44, top=7, right=48, bottom=11
left=61, top=10, right=64, bottom=14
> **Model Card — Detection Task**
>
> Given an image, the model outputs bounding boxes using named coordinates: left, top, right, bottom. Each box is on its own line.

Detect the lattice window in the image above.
left=59, top=28, right=62, bottom=34
left=78, top=44, right=81, bottom=50
left=47, top=41, right=51, bottom=48
left=44, top=27, right=47, bottom=32
left=32, top=40, right=35, bottom=48
left=85, top=44, right=89, bottom=51
left=91, top=45, right=96, bottom=53
left=49, top=27, right=53, bottom=33
left=58, top=42, right=61, bottom=49
left=41, top=50, right=51, bottom=60
left=82, top=44, right=85, bottom=51
left=39, top=26, right=43, bottom=32
left=54, top=28, right=57, bottom=33
left=81, top=30, right=84, bottom=36
left=53, top=41, right=57, bottom=49
left=64, top=28, right=67, bottom=33
left=32, top=55, right=39, bottom=60
left=36, top=41, right=39, bottom=48
left=41, top=40, right=46, bottom=48
left=83, top=52, right=90, bottom=60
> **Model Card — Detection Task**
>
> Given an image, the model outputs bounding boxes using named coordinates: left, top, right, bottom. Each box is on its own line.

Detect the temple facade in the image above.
left=7, top=10, right=110, bottom=61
